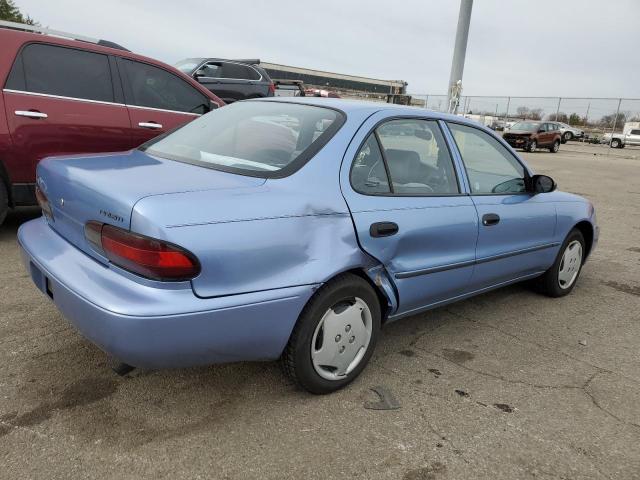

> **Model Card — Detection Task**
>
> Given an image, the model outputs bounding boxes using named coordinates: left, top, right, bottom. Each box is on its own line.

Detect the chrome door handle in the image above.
left=15, top=110, right=48, bottom=119
left=138, top=122, right=163, bottom=129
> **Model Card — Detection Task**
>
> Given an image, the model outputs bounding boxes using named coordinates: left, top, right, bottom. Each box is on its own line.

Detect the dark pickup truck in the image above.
left=176, top=58, right=275, bottom=103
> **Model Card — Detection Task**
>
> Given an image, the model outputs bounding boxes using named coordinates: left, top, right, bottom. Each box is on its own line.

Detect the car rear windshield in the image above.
left=142, top=101, right=345, bottom=177
left=175, top=59, right=202, bottom=74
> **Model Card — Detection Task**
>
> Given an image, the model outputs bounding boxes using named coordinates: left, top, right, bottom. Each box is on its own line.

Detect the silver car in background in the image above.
left=549, top=122, right=584, bottom=143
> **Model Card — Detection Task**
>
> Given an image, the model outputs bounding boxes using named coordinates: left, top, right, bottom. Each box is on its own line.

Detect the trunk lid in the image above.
left=37, top=149, right=265, bottom=262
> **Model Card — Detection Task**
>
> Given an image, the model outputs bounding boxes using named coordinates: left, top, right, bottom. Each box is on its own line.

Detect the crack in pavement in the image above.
left=444, top=308, right=640, bottom=387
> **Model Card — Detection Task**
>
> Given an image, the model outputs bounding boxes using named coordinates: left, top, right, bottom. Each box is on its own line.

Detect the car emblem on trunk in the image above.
left=100, top=209, right=124, bottom=223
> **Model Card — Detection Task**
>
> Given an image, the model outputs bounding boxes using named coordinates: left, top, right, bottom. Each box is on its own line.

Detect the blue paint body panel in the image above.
left=18, top=218, right=315, bottom=367
left=19, top=97, right=598, bottom=368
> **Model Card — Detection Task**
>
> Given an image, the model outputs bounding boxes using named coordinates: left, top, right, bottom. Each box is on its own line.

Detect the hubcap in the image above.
left=530, top=141, right=536, bottom=151
left=558, top=240, right=583, bottom=289
left=311, top=297, right=373, bottom=381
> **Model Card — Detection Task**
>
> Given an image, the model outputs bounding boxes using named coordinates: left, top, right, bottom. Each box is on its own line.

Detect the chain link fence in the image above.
left=341, top=92, right=640, bottom=143
left=422, top=95, right=639, bottom=143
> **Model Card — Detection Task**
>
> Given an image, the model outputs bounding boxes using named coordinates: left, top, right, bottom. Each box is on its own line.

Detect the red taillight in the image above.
left=35, top=185, right=54, bottom=221
left=268, top=82, right=276, bottom=94
left=85, top=222, right=200, bottom=281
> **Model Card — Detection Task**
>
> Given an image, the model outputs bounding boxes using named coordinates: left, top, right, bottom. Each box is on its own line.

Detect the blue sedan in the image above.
left=19, top=98, right=598, bottom=394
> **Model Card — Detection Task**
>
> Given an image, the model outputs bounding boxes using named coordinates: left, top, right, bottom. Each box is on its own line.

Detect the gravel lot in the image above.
left=1, top=142, right=639, bottom=479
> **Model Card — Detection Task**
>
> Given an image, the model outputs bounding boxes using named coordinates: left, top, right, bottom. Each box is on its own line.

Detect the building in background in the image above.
left=262, top=62, right=407, bottom=99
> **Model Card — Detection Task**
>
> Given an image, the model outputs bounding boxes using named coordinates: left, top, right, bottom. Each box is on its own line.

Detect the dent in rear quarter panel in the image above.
left=166, top=213, right=375, bottom=298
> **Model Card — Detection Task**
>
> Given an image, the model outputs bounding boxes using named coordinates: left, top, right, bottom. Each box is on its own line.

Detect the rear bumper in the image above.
left=18, top=217, right=316, bottom=368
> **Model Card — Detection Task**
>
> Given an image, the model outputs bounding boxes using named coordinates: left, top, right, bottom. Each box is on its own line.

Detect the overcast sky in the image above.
left=16, top=0, right=640, bottom=98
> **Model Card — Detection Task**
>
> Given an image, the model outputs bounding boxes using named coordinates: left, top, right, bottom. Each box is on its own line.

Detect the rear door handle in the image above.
left=370, top=222, right=399, bottom=237
left=482, top=213, right=500, bottom=226
left=15, top=110, right=48, bottom=119
left=138, top=122, right=163, bottom=129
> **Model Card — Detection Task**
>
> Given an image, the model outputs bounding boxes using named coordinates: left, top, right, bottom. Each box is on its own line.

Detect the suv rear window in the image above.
left=142, top=101, right=344, bottom=177
left=7, top=44, right=114, bottom=102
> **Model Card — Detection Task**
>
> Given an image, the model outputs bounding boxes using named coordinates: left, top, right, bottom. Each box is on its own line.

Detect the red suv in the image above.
left=0, top=22, right=224, bottom=224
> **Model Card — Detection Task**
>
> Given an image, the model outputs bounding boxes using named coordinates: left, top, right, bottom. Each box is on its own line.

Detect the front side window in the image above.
left=9, top=44, right=113, bottom=102
left=143, top=101, right=343, bottom=176
left=448, top=123, right=526, bottom=195
left=121, top=59, right=209, bottom=114
left=631, top=129, right=640, bottom=135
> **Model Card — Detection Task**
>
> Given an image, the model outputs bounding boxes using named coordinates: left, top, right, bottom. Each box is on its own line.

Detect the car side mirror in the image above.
left=530, top=174, right=556, bottom=193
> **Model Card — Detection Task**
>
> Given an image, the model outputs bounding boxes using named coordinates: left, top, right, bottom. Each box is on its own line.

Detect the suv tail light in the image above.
left=84, top=221, right=200, bottom=281
left=268, top=82, right=276, bottom=94
left=35, top=185, right=54, bottom=221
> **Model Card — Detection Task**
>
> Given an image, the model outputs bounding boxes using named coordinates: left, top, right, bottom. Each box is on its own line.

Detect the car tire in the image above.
left=281, top=273, right=381, bottom=394
left=527, top=140, right=537, bottom=152
left=534, top=229, right=585, bottom=298
left=611, top=139, right=621, bottom=148
left=0, top=180, right=8, bottom=226
left=563, top=132, right=573, bottom=143
left=549, top=139, right=560, bottom=153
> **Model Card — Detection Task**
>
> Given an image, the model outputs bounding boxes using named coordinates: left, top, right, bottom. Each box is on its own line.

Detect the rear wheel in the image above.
left=281, top=274, right=381, bottom=394
left=0, top=181, right=8, bottom=226
left=534, top=229, right=585, bottom=297
left=549, top=139, right=560, bottom=153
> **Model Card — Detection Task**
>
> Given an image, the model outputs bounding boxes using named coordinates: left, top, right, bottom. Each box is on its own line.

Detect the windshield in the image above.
left=511, top=122, right=540, bottom=131
left=143, top=101, right=344, bottom=177
left=174, top=59, right=202, bottom=74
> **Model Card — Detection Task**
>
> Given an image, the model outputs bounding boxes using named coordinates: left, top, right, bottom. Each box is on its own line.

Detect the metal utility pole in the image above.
left=447, top=0, right=474, bottom=114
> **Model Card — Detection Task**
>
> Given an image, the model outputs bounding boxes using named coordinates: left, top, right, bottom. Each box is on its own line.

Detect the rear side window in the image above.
left=351, top=134, right=391, bottom=194
left=7, top=44, right=113, bottom=102
left=120, top=59, right=209, bottom=114
left=220, top=62, right=260, bottom=80
left=351, top=119, right=459, bottom=196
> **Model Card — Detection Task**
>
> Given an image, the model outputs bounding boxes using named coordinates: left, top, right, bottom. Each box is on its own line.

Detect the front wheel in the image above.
left=281, top=274, right=381, bottom=394
left=562, top=132, right=573, bottom=143
left=550, top=140, right=560, bottom=153
left=534, top=229, right=585, bottom=297
left=611, top=138, right=621, bottom=148
left=527, top=140, right=537, bottom=152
